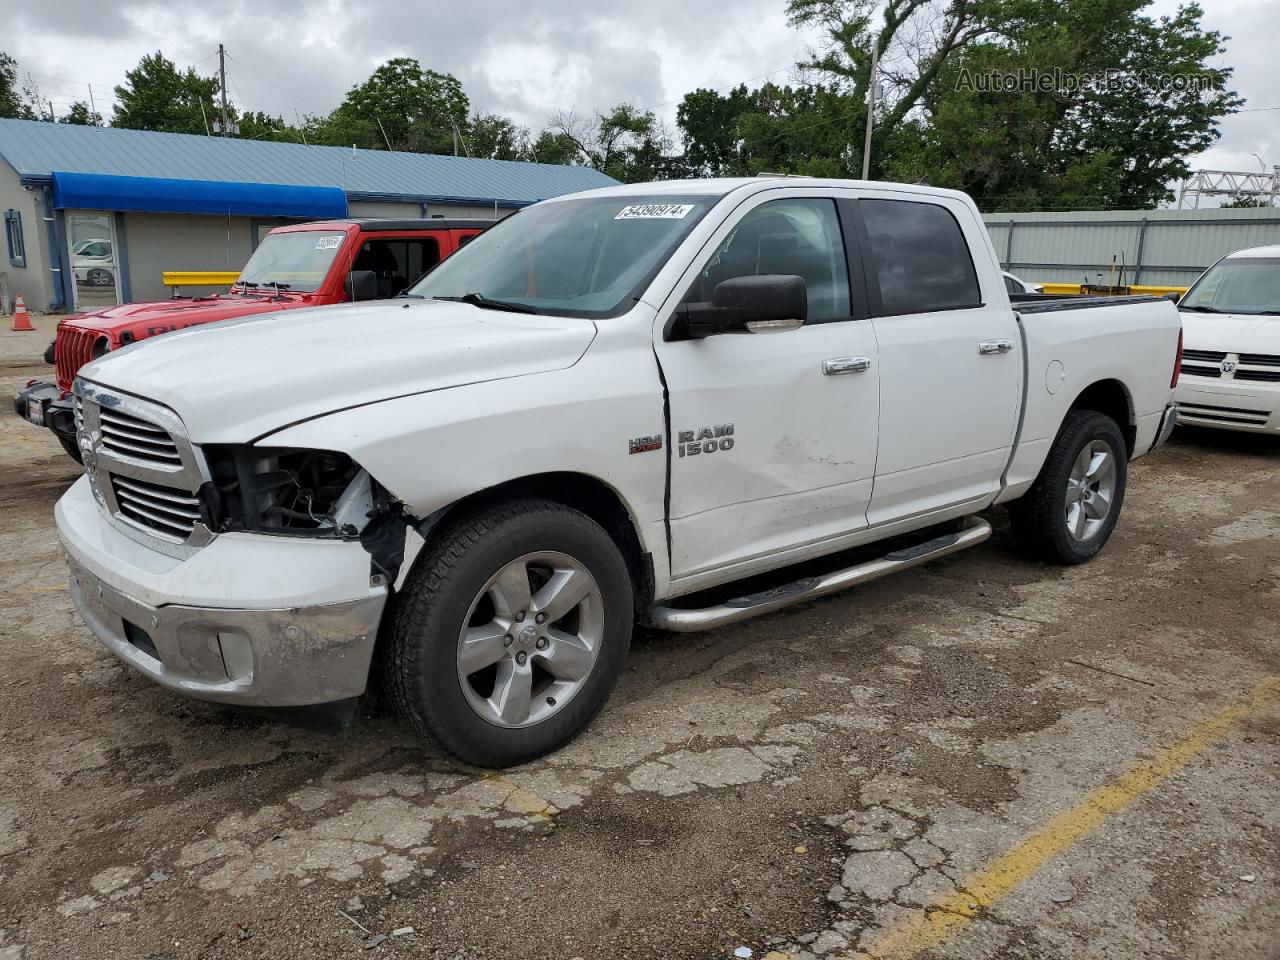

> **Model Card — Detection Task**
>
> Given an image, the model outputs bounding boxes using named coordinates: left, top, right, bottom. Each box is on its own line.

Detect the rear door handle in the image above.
left=822, top=356, right=872, bottom=376
left=978, top=339, right=1015, bottom=355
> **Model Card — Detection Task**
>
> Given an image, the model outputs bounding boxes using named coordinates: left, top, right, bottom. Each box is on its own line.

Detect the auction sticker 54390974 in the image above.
left=615, top=204, right=695, bottom=220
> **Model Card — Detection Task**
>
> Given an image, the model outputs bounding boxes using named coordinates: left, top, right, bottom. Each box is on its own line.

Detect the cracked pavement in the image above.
left=1, top=356, right=1278, bottom=960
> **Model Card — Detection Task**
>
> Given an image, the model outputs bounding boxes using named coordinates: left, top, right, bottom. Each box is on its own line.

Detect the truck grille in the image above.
left=1180, top=350, right=1280, bottom=382
left=98, top=407, right=183, bottom=466
left=1235, top=352, right=1280, bottom=383
left=55, top=326, right=99, bottom=392
left=1179, top=349, right=1226, bottom=379
left=74, top=382, right=211, bottom=555
left=110, top=476, right=201, bottom=539
left=1178, top=402, right=1271, bottom=426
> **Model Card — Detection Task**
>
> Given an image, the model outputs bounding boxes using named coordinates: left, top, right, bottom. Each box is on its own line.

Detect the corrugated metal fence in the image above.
left=982, top=207, right=1280, bottom=287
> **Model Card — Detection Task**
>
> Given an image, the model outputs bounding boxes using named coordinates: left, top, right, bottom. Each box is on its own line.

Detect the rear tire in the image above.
left=385, top=498, right=632, bottom=767
left=1008, top=410, right=1127, bottom=565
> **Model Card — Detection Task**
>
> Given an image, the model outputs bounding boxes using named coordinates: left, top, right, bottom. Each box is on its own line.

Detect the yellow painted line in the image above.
left=858, top=675, right=1280, bottom=960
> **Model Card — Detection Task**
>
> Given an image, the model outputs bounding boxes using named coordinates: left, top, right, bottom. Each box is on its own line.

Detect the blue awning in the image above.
left=51, top=172, right=348, bottom=218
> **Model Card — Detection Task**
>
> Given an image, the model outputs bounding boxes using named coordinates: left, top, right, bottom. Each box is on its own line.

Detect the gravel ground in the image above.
left=0, top=339, right=1277, bottom=960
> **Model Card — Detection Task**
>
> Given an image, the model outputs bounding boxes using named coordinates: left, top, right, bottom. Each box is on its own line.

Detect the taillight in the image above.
left=1171, top=327, right=1183, bottom=388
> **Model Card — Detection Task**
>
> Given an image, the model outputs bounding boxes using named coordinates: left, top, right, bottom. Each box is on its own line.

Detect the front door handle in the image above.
left=822, top=356, right=872, bottom=376
left=978, top=339, right=1015, bottom=355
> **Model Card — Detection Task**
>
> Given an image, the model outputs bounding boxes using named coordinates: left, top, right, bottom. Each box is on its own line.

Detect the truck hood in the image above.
left=66, top=294, right=297, bottom=335
left=1181, top=310, right=1280, bottom=355
left=79, top=299, right=598, bottom=442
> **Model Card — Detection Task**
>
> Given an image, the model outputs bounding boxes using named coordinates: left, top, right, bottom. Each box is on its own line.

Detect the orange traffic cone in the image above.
left=10, top=295, right=34, bottom=332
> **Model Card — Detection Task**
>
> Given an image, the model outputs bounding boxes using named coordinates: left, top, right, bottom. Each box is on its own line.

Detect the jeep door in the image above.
left=653, top=189, right=880, bottom=586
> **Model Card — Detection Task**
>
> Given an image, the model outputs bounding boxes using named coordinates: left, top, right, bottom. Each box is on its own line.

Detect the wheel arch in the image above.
left=412, top=471, right=655, bottom=617
left=1067, top=378, right=1136, bottom=455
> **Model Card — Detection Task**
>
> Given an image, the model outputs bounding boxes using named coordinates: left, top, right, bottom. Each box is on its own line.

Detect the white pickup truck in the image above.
left=56, top=177, right=1181, bottom=766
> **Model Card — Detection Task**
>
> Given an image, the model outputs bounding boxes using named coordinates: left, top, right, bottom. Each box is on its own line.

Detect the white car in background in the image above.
left=72, top=238, right=114, bottom=287
left=1002, top=271, right=1045, bottom=295
left=1175, top=245, right=1280, bottom=433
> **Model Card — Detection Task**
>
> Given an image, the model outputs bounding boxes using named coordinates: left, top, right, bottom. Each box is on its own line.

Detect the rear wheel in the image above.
left=1009, top=410, right=1127, bottom=565
left=385, top=499, right=632, bottom=767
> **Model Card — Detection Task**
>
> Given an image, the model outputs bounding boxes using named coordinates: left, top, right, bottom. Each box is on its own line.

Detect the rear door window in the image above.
left=860, top=199, right=982, bottom=315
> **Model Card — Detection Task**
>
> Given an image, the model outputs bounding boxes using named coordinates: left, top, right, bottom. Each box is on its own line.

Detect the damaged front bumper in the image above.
left=57, top=475, right=388, bottom=707
left=12, top=380, right=76, bottom=444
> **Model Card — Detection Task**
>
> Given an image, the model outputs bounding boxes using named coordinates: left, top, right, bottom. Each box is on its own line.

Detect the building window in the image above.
left=4, top=209, right=24, bottom=268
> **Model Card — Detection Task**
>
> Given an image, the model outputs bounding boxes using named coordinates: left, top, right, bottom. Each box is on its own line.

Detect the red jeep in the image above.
left=14, top=218, right=489, bottom=460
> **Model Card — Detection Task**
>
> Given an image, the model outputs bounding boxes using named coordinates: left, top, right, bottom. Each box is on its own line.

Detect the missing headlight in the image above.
left=200, top=446, right=373, bottom=537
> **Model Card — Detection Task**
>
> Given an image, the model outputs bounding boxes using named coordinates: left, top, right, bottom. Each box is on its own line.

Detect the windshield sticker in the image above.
left=314, top=235, right=343, bottom=250
left=615, top=204, right=695, bottom=220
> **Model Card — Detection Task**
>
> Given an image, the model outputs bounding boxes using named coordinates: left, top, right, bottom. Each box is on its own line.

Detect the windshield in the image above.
left=1181, top=257, right=1280, bottom=315
left=237, top=231, right=348, bottom=293
left=409, top=195, right=719, bottom=317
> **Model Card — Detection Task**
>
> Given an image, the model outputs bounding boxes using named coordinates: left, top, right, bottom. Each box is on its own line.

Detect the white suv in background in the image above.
left=1175, top=245, right=1280, bottom=433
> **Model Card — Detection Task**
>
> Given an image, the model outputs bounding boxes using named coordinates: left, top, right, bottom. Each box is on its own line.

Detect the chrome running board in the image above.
left=649, top=516, right=992, bottom=633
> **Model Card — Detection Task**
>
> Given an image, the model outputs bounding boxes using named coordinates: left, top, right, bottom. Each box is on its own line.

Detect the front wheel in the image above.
left=385, top=499, right=633, bottom=767
left=1008, top=410, right=1128, bottom=565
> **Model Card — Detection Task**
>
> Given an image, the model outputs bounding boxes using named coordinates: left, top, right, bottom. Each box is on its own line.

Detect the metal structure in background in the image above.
left=984, top=207, right=1280, bottom=288
left=1177, top=168, right=1280, bottom=209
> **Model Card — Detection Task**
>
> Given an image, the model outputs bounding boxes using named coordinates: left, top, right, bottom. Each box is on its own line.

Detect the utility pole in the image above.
left=88, top=84, right=97, bottom=124
left=217, top=44, right=231, bottom=137
left=861, top=40, right=879, bottom=181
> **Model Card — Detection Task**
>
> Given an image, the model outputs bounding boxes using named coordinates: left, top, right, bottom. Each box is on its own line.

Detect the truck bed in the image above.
left=1014, top=294, right=1164, bottom=314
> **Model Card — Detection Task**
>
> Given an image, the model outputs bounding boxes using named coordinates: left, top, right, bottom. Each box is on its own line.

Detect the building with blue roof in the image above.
left=0, top=118, right=616, bottom=311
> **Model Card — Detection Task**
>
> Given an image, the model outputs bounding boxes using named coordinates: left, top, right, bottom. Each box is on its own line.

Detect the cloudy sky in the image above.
left=5, top=0, right=1277, bottom=187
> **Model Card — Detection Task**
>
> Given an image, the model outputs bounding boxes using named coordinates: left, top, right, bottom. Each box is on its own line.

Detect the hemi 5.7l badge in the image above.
left=677, top=424, right=734, bottom=457
left=629, top=435, right=663, bottom=455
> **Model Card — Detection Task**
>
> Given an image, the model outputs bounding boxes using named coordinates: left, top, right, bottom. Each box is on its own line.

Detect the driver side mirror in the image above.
left=676, top=274, right=808, bottom=339
left=344, top=270, right=379, bottom=302
left=1163, top=291, right=1181, bottom=304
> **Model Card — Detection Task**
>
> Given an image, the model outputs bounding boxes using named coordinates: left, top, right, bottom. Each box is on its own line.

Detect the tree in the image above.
left=526, top=129, right=581, bottom=166
left=547, top=104, right=676, bottom=182
left=316, top=58, right=469, bottom=153
left=59, top=101, right=103, bottom=126
left=112, top=51, right=220, bottom=134
left=786, top=0, right=1000, bottom=170
left=775, top=0, right=1239, bottom=209
left=0, top=53, right=36, bottom=119
left=236, top=110, right=305, bottom=143
left=466, top=113, right=528, bottom=161
left=882, top=0, right=1240, bottom=209
left=1221, top=195, right=1273, bottom=208
left=677, top=82, right=864, bottom=178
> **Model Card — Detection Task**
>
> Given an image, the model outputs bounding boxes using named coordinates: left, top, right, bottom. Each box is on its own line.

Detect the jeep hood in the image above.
left=66, top=294, right=293, bottom=333
left=79, top=300, right=597, bottom=442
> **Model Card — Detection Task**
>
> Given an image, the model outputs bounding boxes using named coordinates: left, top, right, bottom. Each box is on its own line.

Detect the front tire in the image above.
left=385, top=499, right=633, bottom=767
left=1008, top=410, right=1128, bottom=565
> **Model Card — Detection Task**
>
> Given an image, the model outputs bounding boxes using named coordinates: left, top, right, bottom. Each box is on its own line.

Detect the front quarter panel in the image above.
left=262, top=312, right=672, bottom=589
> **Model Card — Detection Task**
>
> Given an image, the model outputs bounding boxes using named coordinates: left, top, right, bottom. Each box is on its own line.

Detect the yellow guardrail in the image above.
left=1039, top=282, right=1189, bottom=297
left=163, top=271, right=240, bottom=288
